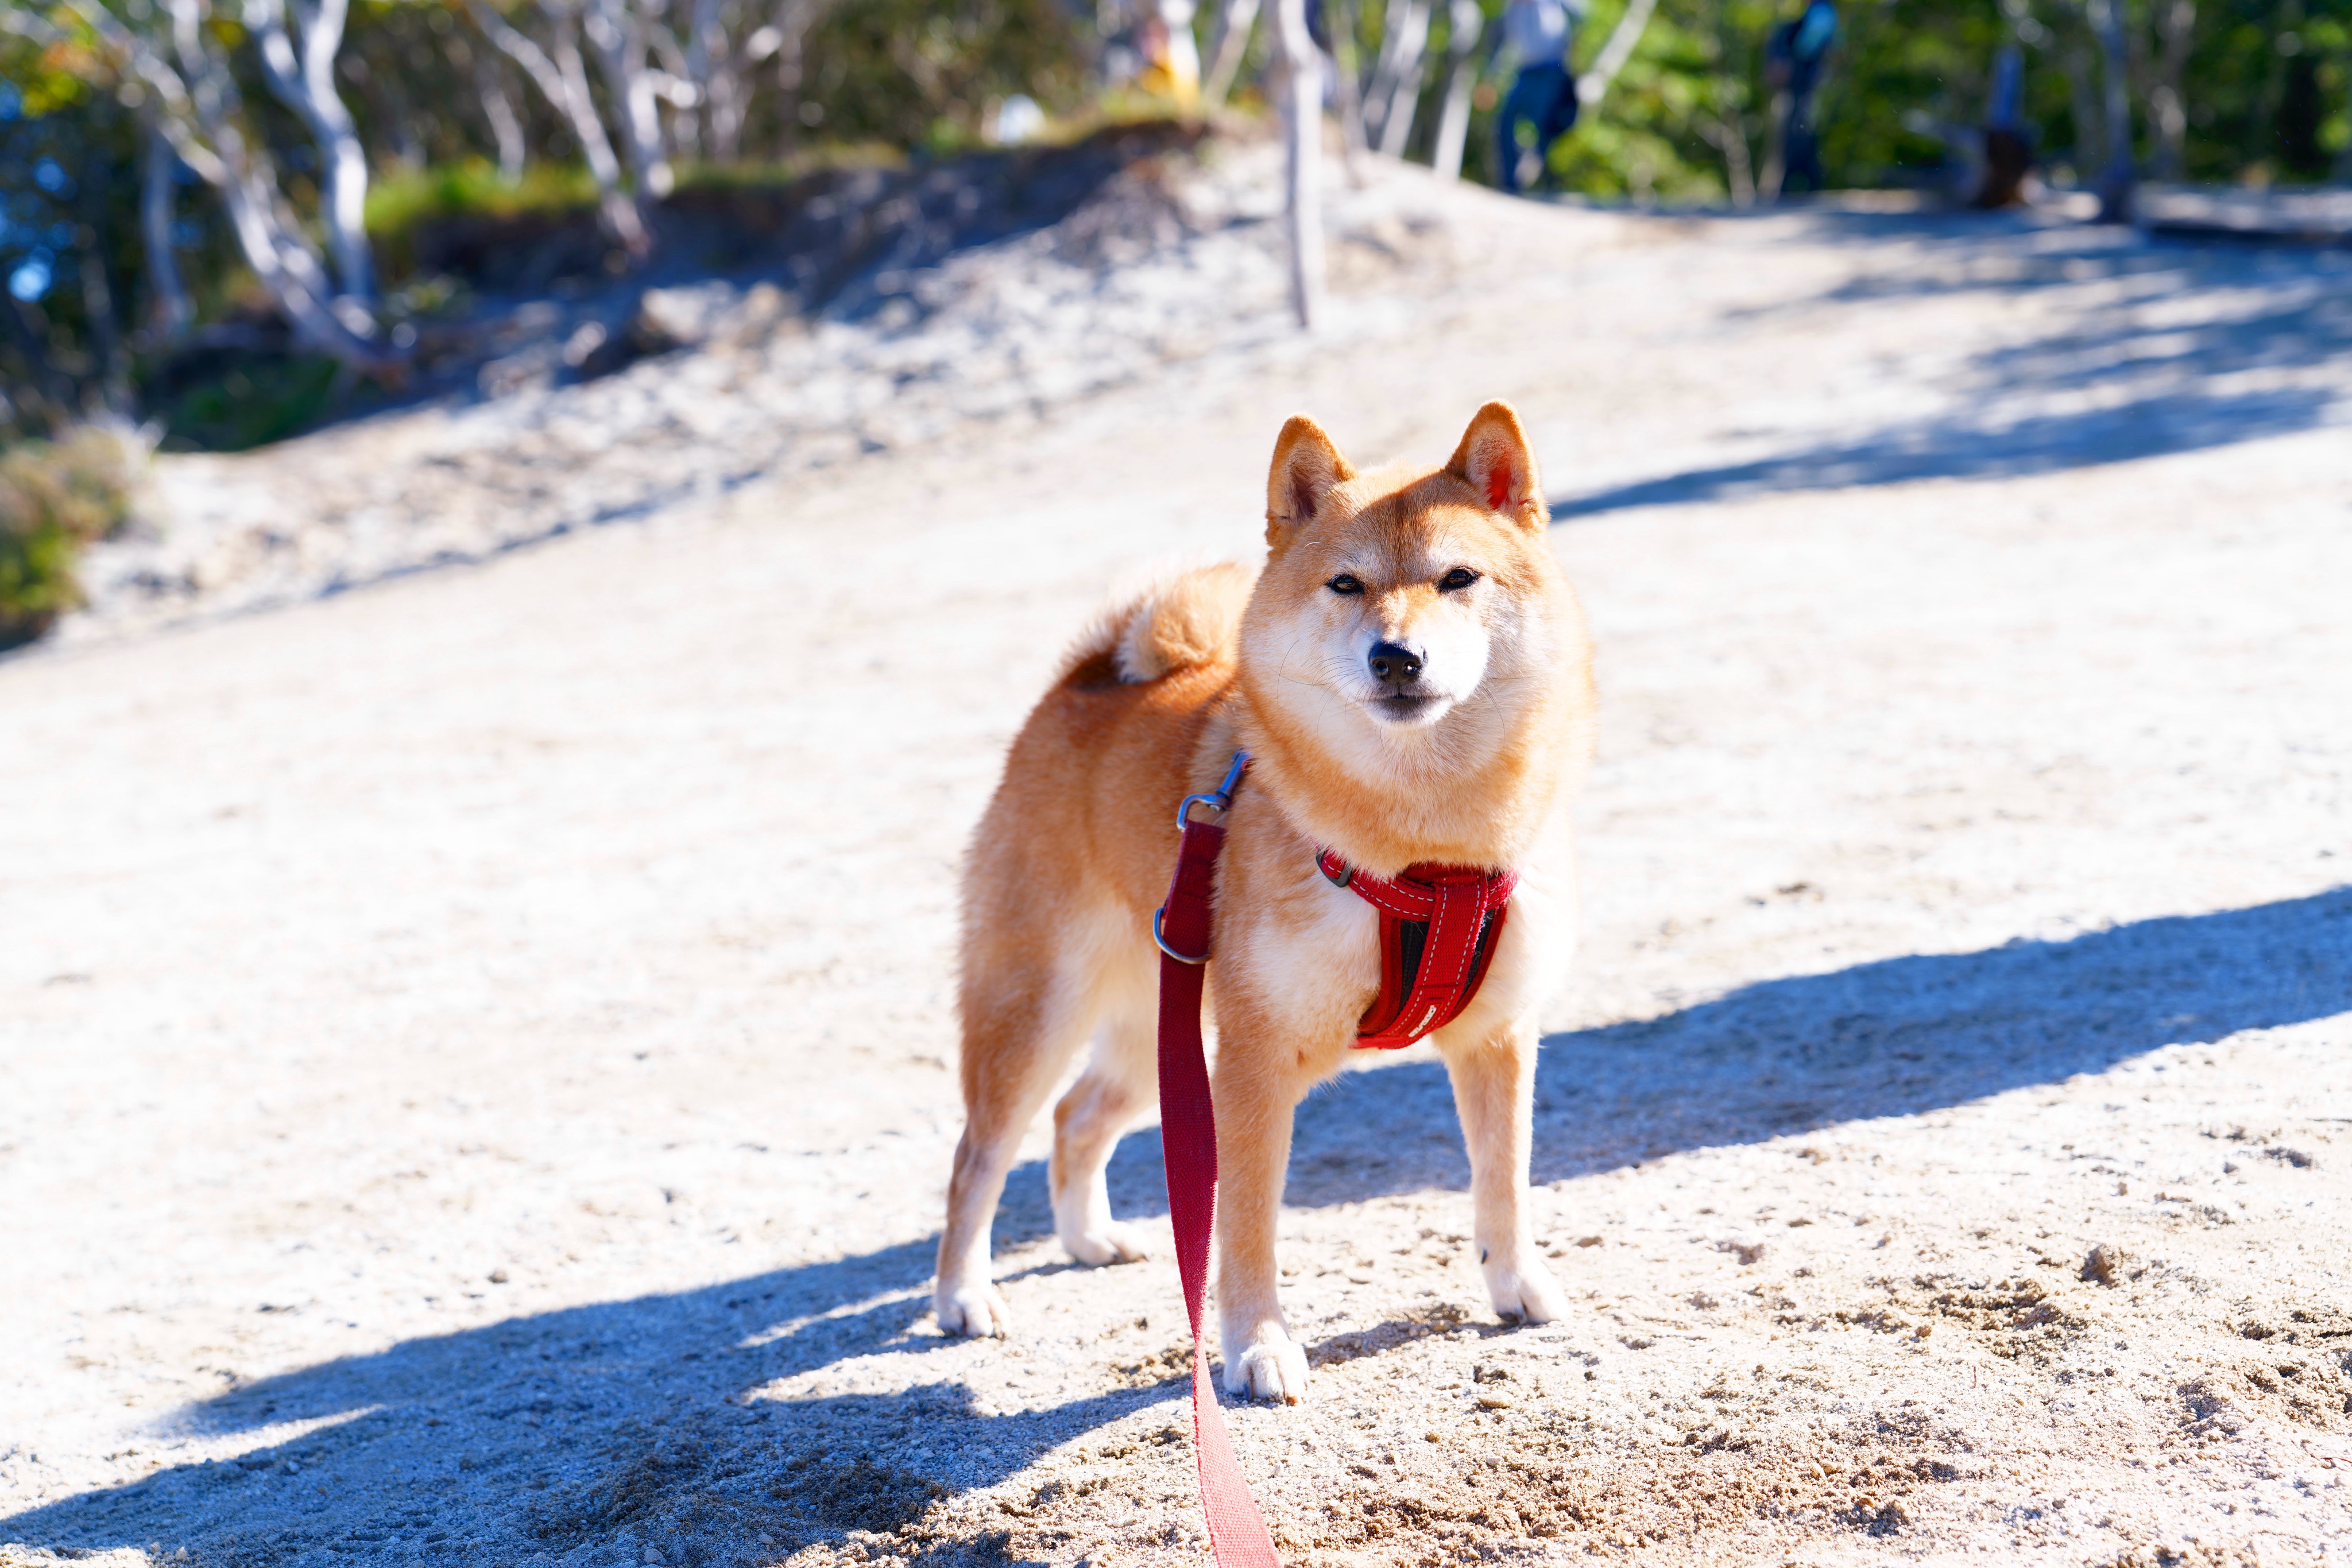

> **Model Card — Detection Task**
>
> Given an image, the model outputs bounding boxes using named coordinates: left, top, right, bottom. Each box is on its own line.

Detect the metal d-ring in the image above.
left=1152, top=907, right=1209, bottom=965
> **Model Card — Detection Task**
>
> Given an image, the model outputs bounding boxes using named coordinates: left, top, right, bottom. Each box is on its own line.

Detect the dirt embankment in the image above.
left=72, top=126, right=1550, bottom=648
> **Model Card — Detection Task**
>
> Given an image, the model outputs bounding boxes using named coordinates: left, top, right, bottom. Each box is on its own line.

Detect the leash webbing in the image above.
left=1153, top=754, right=1283, bottom=1568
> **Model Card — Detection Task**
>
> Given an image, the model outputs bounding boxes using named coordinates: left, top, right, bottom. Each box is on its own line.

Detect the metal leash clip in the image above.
left=1173, top=750, right=1252, bottom=831
left=1155, top=752, right=1250, bottom=965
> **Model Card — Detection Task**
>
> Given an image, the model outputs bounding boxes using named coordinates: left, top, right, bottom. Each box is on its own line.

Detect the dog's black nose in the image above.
left=1367, top=641, right=1423, bottom=687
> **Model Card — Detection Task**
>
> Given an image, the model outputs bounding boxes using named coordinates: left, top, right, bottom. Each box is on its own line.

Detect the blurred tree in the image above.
left=5, top=0, right=2349, bottom=446
left=5, top=0, right=397, bottom=373
left=465, top=0, right=649, bottom=247
left=249, top=0, right=376, bottom=302
left=795, top=0, right=1082, bottom=149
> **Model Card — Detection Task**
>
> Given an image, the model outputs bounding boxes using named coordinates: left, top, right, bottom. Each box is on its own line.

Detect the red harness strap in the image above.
left=1316, top=850, right=1518, bottom=1049
left=1152, top=753, right=1282, bottom=1568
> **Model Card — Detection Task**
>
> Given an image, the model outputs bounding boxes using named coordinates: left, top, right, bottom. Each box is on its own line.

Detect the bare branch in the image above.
left=1577, top=0, right=1659, bottom=105
left=245, top=0, right=377, bottom=308
left=466, top=0, right=649, bottom=250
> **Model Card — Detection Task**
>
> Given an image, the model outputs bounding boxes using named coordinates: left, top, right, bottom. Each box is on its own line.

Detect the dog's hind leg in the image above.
left=936, top=942, right=1094, bottom=1338
left=1050, top=957, right=1159, bottom=1266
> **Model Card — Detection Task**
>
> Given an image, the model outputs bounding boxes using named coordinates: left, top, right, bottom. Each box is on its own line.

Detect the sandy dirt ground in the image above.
left=4, top=172, right=2351, bottom=1568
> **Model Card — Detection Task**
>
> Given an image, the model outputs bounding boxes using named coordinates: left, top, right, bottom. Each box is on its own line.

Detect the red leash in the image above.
left=1151, top=754, right=1517, bottom=1564
left=1152, top=752, right=1283, bottom=1567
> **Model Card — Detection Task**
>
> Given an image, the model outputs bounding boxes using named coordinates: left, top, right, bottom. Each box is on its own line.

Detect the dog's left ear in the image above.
left=1444, top=401, right=1547, bottom=531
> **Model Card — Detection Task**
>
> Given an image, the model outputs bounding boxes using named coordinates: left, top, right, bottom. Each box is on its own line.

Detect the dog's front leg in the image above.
left=1441, top=1020, right=1568, bottom=1323
left=1210, top=1043, right=1312, bottom=1403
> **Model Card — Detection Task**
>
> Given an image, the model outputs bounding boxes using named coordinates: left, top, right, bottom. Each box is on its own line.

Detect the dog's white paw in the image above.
left=934, top=1280, right=1013, bottom=1338
left=1485, top=1254, right=1569, bottom=1325
left=1224, top=1338, right=1310, bottom=1404
left=1059, top=1221, right=1152, bottom=1267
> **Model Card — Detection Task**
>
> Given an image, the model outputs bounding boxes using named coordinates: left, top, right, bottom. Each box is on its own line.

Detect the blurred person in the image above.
left=1134, top=0, right=1204, bottom=109
left=1765, top=0, right=1838, bottom=196
left=1976, top=43, right=2032, bottom=207
left=1495, top=0, right=1586, bottom=194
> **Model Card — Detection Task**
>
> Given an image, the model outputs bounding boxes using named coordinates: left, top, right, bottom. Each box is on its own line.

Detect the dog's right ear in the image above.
left=1264, top=415, right=1356, bottom=547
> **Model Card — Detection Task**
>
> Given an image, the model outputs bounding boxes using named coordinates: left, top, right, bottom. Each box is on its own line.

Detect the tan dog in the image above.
left=936, top=402, right=1596, bottom=1403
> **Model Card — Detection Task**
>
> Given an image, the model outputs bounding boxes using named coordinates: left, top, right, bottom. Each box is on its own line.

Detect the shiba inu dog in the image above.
left=935, top=401, right=1596, bottom=1404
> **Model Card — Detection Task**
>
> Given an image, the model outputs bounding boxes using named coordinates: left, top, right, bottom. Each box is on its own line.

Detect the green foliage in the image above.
left=0, top=425, right=142, bottom=647
left=0, top=55, right=151, bottom=438
left=1553, top=0, right=1763, bottom=198
left=1368, top=0, right=2352, bottom=200
left=2178, top=0, right=2351, bottom=179
left=153, top=356, right=346, bottom=452
left=798, top=0, right=1089, bottom=147
left=1, top=11, right=100, bottom=115
left=668, top=146, right=910, bottom=192
left=362, top=159, right=601, bottom=281
left=363, top=159, right=605, bottom=238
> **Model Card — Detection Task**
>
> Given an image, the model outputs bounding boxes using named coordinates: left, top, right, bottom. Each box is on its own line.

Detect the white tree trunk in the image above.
left=1361, top=0, right=1405, bottom=142
left=247, top=0, right=375, bottom=315
left=1704, top=113, right=1755, bottom=206
left=2088, top=0, right=2134, bottom=220
left=1365, top=0, right=1429, bottom=156
left=58, top=0, right=395, bottom=369
left=1325, top=0, right=1370, bottom=175
left=468, top=0, right=649, bottom=250
left=752, top=0, right=829, bottom=152
left=1578, top=0, right=1661, bottom=105
left=585, top=0, right=675, bottom=197
left=643, top=18, right=699, bottom=161
left=687, top=0, right=748, bottom=161
left=2340, top=82, right=2352, bottom=181
left=2147, top=0, right=2192, bottom=181
left=140, top=113, right=194, bottom=342
left=1429, top=0, right=1483, bottom=179
left=1201, top=0, right=1260, bottom=107
left=1272, top=0, right=1324, bottom=329
left=473, top=52, right=529, bottom=181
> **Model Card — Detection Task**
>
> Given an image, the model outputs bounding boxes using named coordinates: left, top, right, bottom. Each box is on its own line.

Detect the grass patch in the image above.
left=154, top=354, right=346, bottom=453
left=0, top=425, right=145, bottom=648
left=668, top=144, right=908, bottom=193
left=365, top=159, right=605, bottom=239
left=366, top=160, right=605, bottom=284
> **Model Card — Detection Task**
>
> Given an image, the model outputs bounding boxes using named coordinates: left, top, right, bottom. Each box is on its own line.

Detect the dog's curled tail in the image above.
left=1058, top=560, right=1258, bottom=687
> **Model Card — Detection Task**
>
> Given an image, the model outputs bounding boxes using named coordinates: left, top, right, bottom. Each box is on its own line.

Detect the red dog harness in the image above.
left=1151, top=752, right=1518, bottom=1565
left=1314, top=850, right=1517, bottom=1048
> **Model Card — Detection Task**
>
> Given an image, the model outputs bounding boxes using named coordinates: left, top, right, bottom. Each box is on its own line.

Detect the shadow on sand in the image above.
left=1550, top=385, right=2335, bottom=517
left=1550, top=227, right=2352, bottom=517
left=7, top=886, right=2347, bottom=1563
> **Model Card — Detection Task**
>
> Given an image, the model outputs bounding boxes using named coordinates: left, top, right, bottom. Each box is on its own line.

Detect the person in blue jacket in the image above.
left=1495, top=0, right=1587, bottom=193
left=1765, top=0, right=1839, bottom=194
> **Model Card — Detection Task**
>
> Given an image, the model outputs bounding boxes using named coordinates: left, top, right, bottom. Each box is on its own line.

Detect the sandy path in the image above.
left=3, top=198, right=2350, bottom=1568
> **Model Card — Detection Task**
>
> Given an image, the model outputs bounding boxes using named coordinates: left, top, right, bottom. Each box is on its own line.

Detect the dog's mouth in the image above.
left=1366, top=692, right=1449, bottom=726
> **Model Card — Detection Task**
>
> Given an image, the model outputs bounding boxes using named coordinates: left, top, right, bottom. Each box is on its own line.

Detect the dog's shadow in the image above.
left=8, top=886, right=2347, bottom=1563
left=1079, top=882, right=2352, bottom=1218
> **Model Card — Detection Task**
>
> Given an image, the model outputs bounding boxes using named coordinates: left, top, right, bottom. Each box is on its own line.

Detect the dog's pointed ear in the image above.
left=1444, top=401, right=1547, bottom=529
left=1265, top=415, right=1356, bottom=546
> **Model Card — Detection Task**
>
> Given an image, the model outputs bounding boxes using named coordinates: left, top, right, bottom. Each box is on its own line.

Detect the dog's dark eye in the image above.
left=1439, top=568, right=1480, bottom=592
left=1327, top=574, right=1364, bottom=596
